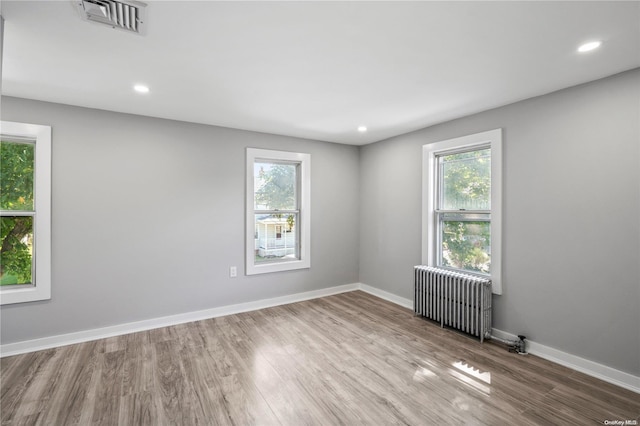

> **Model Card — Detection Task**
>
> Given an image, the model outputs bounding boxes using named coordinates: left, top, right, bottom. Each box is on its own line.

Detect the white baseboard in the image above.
left=359, top=283, right=413, bottom=310
left=356, top=284, right=639, bottom=395
left=3, top=281, right=638, bottom=395
left=490, top=329, right=639, bottom=394
left=0, top=283, right=359, bottom=358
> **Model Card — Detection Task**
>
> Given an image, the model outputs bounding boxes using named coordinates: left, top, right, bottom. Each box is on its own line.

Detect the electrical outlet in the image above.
left=229, top=266, right=237, bottom=278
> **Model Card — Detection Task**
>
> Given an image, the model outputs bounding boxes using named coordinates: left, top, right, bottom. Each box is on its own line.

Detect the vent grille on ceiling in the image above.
left=75, top=0, right=147, bottom=35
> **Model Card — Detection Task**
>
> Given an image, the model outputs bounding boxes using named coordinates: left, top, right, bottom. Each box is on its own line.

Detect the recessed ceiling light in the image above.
left=357, top=126, right=367, bottom=132
left=133, top=84, right=150, bottom=93
left=577, top=41, right=602, bottom=53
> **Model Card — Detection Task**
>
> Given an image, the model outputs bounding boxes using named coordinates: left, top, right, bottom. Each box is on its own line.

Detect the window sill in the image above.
left=1, top=285, right=51, bottom=305
left=246, top=258, right=310, bottom=275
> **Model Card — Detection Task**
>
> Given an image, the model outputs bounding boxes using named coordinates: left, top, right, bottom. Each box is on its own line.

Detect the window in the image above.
left=1, top=121, right=52, bottom=305
left=246, top=148, right=310, bottom=275
left=423, top=129, right=502, bottom=294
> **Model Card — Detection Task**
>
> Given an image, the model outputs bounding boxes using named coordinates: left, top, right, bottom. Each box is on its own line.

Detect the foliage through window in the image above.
left=1, top=141, right=35, bottom=286
left=437, top=148, right=491, bottom=274
left=1, top=121, right=52, bottom=305
left=423, top=129, right=502, bottom=294
left=254, top=161, right=299, bottom=264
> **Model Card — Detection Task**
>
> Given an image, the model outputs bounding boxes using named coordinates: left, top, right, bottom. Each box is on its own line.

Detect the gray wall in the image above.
left=0, top=97, right=360, bottom=343
left=2, top=69, right=639, bottom=378
left=360, top=69, right=640, bottom=376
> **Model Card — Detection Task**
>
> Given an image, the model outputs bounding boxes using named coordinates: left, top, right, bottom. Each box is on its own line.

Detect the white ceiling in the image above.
left=1, top=1, right=639, bottom=145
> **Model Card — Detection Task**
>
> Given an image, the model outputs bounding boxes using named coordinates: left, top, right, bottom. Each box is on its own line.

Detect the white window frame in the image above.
left=422, top=129, right=502, bottom=294
left=246, top=148, right=310, bottom=275
left=0, top=121, right=52, bottom=305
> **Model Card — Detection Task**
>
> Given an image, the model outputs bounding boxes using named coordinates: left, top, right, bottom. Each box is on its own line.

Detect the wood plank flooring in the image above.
left=2, top=291, right=639, bottom=425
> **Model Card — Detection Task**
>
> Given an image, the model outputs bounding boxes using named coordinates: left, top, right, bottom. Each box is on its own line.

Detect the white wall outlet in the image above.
left=229, top=266, right=237, bottom=278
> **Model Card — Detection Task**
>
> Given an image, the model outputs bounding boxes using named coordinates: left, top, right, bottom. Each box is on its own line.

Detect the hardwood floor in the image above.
left=2, top=291, right=639, bottom=425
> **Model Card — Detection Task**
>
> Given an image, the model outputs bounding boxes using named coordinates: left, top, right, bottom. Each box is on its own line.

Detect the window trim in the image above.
left=422, top=129, right=502, bottom=294
left=1, top=121, right=52, bottom=305
left=246, top=148, right=310, bottom=275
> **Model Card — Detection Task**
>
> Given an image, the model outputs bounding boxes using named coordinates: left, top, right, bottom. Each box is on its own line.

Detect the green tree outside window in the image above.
left=1, top=141, right=35, bottom=285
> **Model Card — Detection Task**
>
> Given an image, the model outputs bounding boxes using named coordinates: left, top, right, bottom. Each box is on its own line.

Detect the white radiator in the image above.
left=414, top=265, right=492, bottom=342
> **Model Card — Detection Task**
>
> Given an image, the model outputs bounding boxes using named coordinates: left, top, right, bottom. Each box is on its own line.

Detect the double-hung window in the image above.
left=423, top=129, right=502, bottom=294
left=1, top=121, right=52, bottom=305
left=246, top=148, right=310, bottom=275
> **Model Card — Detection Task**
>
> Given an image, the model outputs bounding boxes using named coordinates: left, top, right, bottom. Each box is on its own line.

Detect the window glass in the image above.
left=253, top=160, right=300, bottom=265
left=1, top=140, right=36, bottom=287
left=441, top=148, right=490, bottom=211
left=254, top=162, right=297, bottom=210
left=1, top=141, right=35, bottom=211
left=436, top=147, right=492, bottom=275
left=440, top=213, right=490, bottom=274
left=0, top=216, right=34, bottom=285
left=254, top=213, right=298, bottom=263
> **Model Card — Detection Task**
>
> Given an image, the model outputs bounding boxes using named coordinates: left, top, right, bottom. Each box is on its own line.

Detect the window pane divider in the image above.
left=255, top=209, right=299, bottom=215
left=435, top=209, right=490, bottom=214
left=0, top=210, right=36, bottom=216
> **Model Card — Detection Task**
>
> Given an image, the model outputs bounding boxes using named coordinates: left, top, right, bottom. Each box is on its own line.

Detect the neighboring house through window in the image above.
left=1, top=121, right=52, bottom=305
left=422, top=129, right=502, bottom=294
left=246, top=148, right=310, bottom=275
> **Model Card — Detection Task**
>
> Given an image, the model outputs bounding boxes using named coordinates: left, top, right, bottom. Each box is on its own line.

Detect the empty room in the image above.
left=1, top=1, right=639, bottom=425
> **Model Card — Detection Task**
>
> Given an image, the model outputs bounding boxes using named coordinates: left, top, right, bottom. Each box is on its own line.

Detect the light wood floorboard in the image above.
left=2, top=291, right=639, bottom=425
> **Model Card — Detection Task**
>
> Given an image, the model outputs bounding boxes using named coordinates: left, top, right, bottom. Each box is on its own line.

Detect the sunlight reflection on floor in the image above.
left=412, top=366, right=437, bottom=382
left=448, top=361, right=492, bottom=395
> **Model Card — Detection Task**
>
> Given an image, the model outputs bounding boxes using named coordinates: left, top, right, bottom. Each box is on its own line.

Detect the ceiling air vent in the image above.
left=75, top=0, right=147, bottom=35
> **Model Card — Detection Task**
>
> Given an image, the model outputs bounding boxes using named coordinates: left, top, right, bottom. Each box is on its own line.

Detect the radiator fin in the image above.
left=414, top=266, right=492, bottom=342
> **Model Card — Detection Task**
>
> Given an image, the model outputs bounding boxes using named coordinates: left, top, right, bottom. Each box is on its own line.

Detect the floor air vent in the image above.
left=75, top=0, right=147, bottom=35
